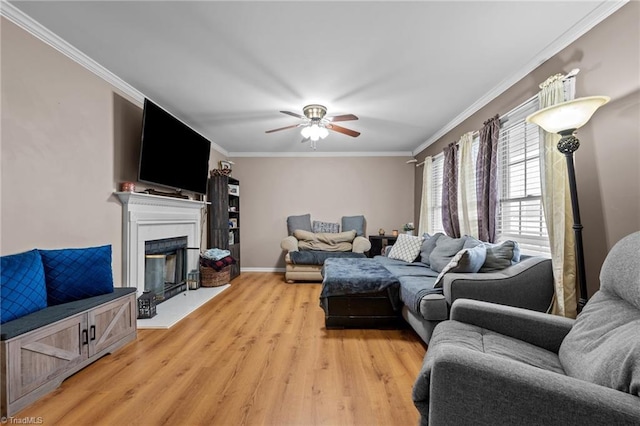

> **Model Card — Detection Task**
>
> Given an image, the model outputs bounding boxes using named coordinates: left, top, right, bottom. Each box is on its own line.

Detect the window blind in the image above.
left=497, top=97, right=550, bottom=255
left=430, top=153, right=445, bottom=234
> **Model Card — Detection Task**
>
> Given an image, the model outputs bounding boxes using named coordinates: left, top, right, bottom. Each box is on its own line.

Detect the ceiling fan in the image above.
left=265, top=104, right=360, bottom=149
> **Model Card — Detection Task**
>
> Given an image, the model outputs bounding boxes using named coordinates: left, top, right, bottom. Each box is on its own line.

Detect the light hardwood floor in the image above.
left=17, top=273, right=427, bottom=425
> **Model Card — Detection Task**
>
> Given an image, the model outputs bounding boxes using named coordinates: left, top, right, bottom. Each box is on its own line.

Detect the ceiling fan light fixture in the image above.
left=301, top=123, right=328, bottom=142
left=266, top=104, right=359, bottom=148
left=303, top=104, right=327, bottom=120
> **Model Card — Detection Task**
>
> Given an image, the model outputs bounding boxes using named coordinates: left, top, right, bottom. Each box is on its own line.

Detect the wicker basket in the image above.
left=200, top=265, right=231, bottom=287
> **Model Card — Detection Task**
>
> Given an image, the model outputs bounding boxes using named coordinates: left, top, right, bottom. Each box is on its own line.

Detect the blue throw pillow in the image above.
left=39, top=245, right=114, bottom=305
left=1, top=249, right=48, bottom=324
left=342, top=215, right=365, bottom=237
left=480, top=240, right=521, bottom=272
left=287, top=214, right=312, bottom=236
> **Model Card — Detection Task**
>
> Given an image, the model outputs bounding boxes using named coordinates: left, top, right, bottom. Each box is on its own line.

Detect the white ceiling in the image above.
left=6, top=1, right=623, bottom=156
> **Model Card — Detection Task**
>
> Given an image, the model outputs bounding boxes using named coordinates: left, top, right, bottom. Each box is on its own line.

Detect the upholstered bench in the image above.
left=1, top=288, right=137, bottom=417
left=320, top=258, right=403, bottom=328
left=1, top=245, right=137, bottom=417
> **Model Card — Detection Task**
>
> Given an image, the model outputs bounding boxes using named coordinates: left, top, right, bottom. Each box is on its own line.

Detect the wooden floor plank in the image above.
left=16, top=273, right=427, bottom=425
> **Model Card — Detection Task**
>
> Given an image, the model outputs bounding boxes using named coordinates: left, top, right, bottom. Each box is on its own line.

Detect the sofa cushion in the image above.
left=413, top=319, right=565, bottom=411
left=396, top=275, right=441, bottom=318
left=480, top=240, right=521, bottom=272
left=1, top=249, right=48, bottom=324
left=433, top=244, right=487, bottom=288
left=40, top=245, right=114, bottom=306
left=341, top=215, right=365, bottom=237
left=388, top=234, right=424, bottom=263
left=313, top=221, right=340, bottom=233
left=294, top=230, right=356, bottom=252
left=1, top=288, right=136, bottom=340
left=420, top=233, right=443, bottom=266
left=429, top=235, right=467, bottom=273
left=287, top=214, right=312, bottom=235
left=559, top=291, right=640, bottom=396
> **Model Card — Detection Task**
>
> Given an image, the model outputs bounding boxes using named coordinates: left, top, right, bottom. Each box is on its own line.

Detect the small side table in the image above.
left=367, top=235, right=398, bottom=258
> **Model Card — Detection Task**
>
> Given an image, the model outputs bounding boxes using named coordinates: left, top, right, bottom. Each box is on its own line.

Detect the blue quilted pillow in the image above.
left=1, top=249, right=48, bottom=324
left=39, top=245, right=114, bottom=306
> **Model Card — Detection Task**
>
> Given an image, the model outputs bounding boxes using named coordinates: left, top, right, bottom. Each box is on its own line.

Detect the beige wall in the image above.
left=1, top=18, right=226, bottom=283
left=230, top=157, right=415, bottom=269
left=414, top=2, right=640, bottom=298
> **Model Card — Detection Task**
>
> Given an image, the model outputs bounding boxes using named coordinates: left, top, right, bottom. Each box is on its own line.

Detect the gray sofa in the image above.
left=413, top=231, right=640, bottom=425
left=377, top=253, right=553, bottom=343
left=319, top=232, right=554, bottom=342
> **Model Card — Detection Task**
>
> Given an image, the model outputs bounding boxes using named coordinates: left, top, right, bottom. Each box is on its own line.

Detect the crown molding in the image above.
left=412, top=0, right=628, bottom=156
left=4, top=0, right=624, bottom=160
left=1, top=0, right=145, bottom=104
left=228, top=151, right=413, bottom=158
left=1, top=1, right=230, bottom=158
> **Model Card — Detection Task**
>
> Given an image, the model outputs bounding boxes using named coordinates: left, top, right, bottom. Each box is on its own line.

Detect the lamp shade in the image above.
left=526, top=95, right=610, bottom=133
left=301, top=123, right=329, bottom=141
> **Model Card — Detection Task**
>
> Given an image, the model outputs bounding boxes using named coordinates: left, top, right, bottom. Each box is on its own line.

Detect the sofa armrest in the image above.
left=442, top=256, right=554, bottom=313
left=426, top=345, right=640, bottom=425
left=450, top=299, right=574, bottom=353
left=281, top=236, right=299, bottom=252
left=352, top=236, right=371, bottom=253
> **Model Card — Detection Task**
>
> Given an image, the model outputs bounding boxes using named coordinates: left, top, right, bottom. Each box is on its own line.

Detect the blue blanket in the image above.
left=320, top=258, right=401, bottom=309
left=289, top=250, right=365, bottom=265
left=372, top=256, right=442, bottom=312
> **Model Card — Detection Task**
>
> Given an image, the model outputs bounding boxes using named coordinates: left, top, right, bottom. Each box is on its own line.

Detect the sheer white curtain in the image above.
left=539, top=73, right=577, bottom=318
left=418, top=156, right=433, bottom=236
left=457, top=132, right=478, bottom=238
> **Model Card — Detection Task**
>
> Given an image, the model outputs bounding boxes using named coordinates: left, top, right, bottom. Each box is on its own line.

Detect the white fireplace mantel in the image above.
left=115, top=192, right=206, bottom=295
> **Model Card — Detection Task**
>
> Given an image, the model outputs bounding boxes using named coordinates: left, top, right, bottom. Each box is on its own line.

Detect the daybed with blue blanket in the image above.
left=319, top=233, right=554, bottom=343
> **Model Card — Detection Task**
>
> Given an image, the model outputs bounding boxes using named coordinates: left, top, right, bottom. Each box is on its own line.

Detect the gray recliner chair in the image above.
left=413, top=231, right=640, bottom=425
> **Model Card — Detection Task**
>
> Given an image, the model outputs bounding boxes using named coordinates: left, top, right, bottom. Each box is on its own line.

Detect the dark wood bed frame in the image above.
left=321, top=289, right=404, bottom=329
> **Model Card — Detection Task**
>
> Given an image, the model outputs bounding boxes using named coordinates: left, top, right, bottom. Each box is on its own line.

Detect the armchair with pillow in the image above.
left=413, top=231, right=640, bottom=425
left=281, top=214, right=371, bottom=282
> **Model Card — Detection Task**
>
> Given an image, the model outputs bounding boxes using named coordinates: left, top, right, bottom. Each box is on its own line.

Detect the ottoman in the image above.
left=320, top=258, right=402, bottom=329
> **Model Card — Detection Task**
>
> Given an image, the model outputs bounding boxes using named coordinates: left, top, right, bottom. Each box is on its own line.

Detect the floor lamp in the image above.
left=527, top=95, right=610, bottom=312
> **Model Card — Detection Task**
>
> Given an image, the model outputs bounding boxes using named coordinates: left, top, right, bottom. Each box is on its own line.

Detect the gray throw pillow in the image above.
left=480, top=240, right=520, bottom=272
left=342, top=215, right=365, bottom=237
left=287, top=214, right=312, bottom=236
left=428, top=235, right=467, bottom=273
left=463, top=235, right=482, bottom=249
left=420, top=233, right=443, bottom=266
left=433, top=244, right=488, bottom=288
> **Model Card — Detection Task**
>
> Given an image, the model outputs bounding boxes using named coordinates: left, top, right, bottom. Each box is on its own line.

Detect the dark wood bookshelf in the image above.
left=207, top=175, right=240, bottom=280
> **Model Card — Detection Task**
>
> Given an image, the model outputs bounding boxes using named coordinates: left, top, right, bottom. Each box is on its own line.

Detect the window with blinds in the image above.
left=430, top=153, right=445, bottom=234
left=497, top=97, right=550, bottom=255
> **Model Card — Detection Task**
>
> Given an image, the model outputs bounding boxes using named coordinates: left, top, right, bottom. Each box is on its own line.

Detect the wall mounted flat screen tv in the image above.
left=138, top=99, right=211, bottom=195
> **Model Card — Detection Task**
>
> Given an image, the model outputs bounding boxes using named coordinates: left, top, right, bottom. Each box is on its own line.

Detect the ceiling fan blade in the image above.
left=265, top=124, right=300, bottom=133
left=280, top=110, right=305, bottom=119
left=327, top=114, right=358, bottom=122
left=301, top=137, right=310, bottom=143
left=327, top=123, right=360, bottom=138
